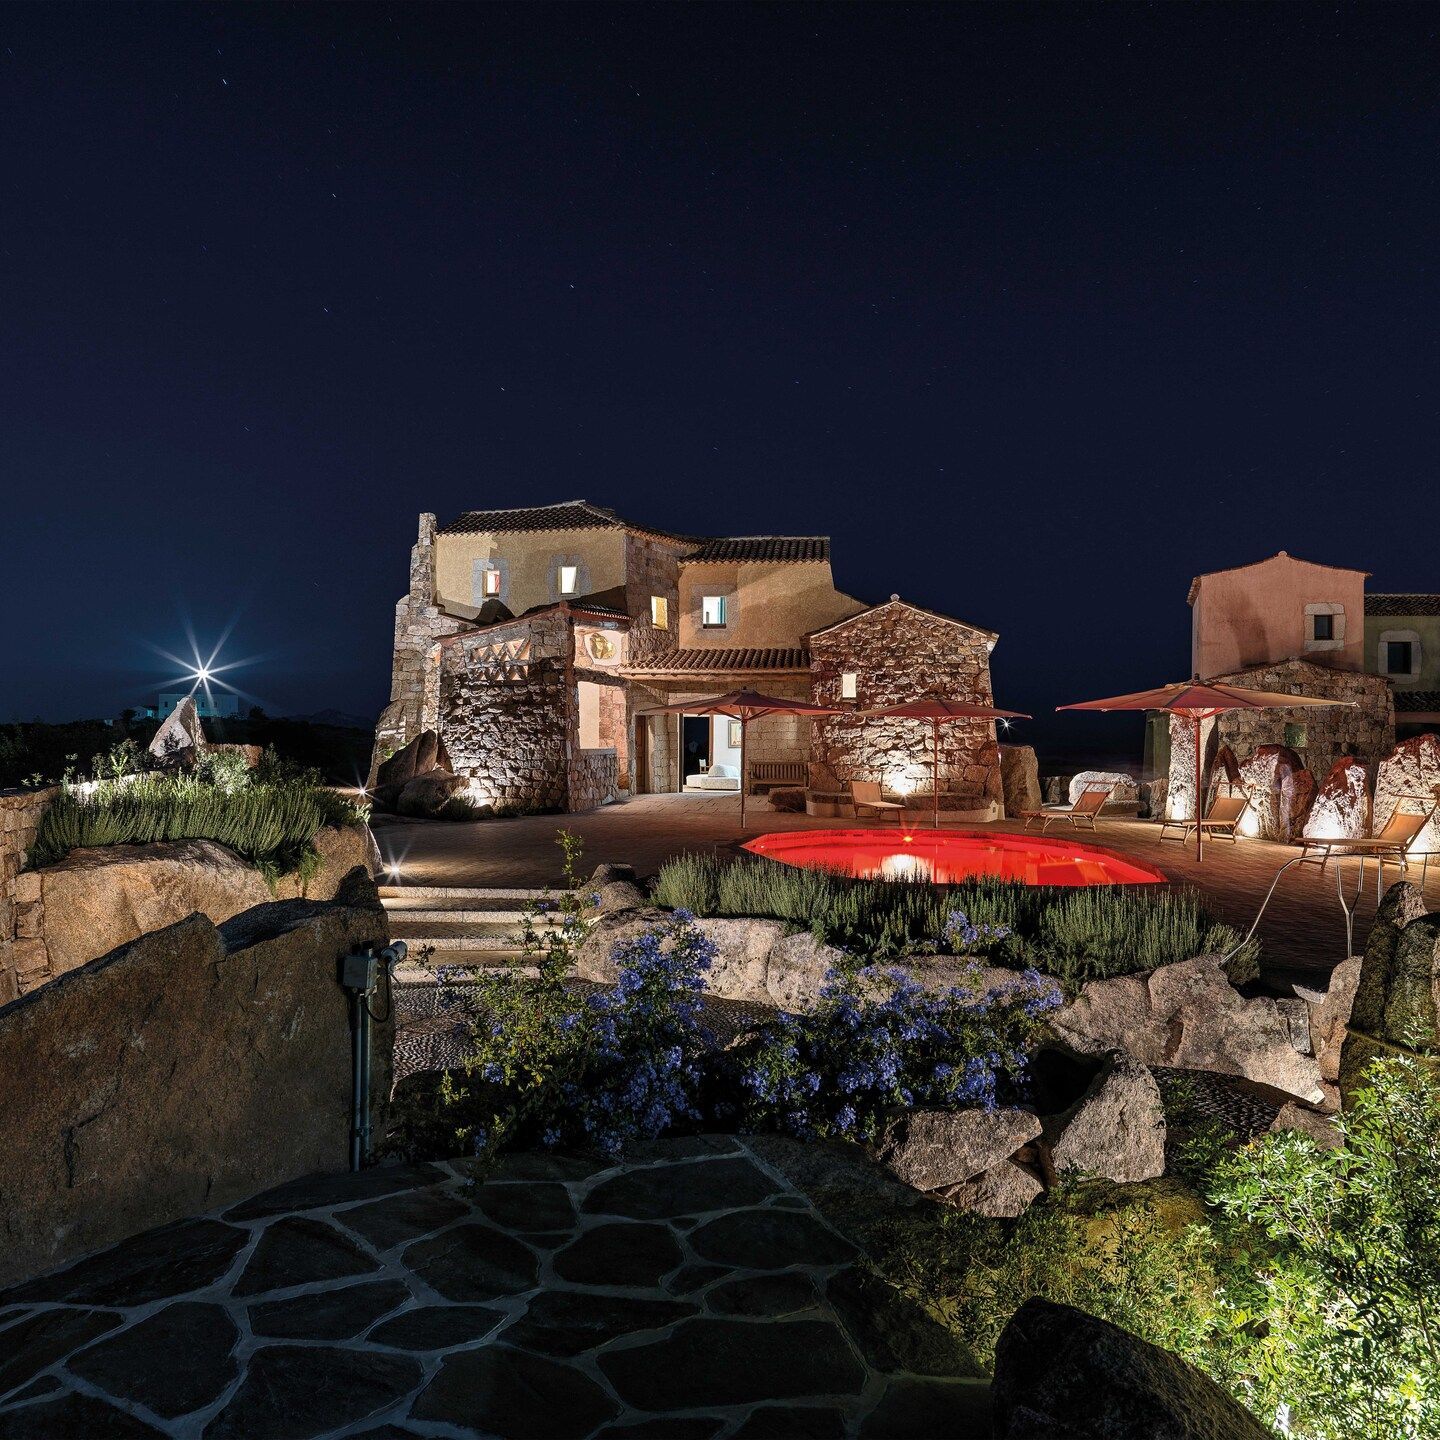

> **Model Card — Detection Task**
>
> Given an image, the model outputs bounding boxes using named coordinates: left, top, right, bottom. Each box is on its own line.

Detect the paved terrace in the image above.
left=0, top=1137, right=987, bottom=1439
left=372, top=794, right=1440, bottom=985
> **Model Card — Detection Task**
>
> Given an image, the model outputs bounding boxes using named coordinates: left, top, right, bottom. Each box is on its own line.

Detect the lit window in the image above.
left=559, top=565, right=579, bottom=595
left=841, top=672, right=858, bottom=699
left=483, top=568, right=501, bottom=597
left=702, top=595, right=728, bottom=628
left=1387, top=639, right=1414, bottom=675
left=1312, top=613, right=1334, bottom=641
left=651, top=595, right=669, bottom=629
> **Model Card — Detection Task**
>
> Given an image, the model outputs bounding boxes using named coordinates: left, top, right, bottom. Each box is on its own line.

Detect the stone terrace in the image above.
left=0, top=1137, right=987, bottom=1440
left=372, top=794, right=1440, bottom=984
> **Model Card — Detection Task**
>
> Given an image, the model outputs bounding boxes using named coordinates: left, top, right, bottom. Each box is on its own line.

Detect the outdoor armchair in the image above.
left=1018, top=783, right=1112, bottom=834
left=1298, top=789, right=1439, bottom=891
left=1159, top=790, right=1249, bottom=846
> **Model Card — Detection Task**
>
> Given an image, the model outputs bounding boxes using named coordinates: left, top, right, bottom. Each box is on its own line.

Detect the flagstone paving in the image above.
left=0, top=1139, right=990, bottom=1439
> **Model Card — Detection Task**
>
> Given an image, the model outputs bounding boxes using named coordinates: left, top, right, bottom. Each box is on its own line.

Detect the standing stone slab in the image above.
left=1041, top=1050, right=1166, bottom=1184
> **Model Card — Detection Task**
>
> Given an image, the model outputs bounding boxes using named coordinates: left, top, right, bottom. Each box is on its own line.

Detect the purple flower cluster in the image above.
left=941, top=908, right=1013, bottom=953
left=737, top=960, right=1060, bottom=1142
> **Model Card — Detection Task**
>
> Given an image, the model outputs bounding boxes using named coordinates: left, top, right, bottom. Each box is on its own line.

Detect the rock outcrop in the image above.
left=942, top=1159, right=1044, bottom=1218
left=878, top=1108, right=1042, bottom=1193
left=1374, top=732, right=1440, bottom=857
left=1303, top=756, right=1371, bottom=841
left=1040, top=1049, right=1166, bottom=1184
left=1340, top=881, right=1439, bottom=1103
left=992, top=1299, right=1272, bottom=1439
left=1067, top=772, right=1139, bottom=809
left=396, top=771, right=466, bottom=818
left=1051, top=954, right=1326, bottom=1102
left=999, top=746, right=1042, bottom=819
left=376, top=730, right=453, bottom=790
left=0, top=873, right=391, bottom=1289
left=147, top=696, right=208, bottom=766
left=1238, top=745, right=1315, bottom=842
left=1294, top=954, right=1361, bottom=1097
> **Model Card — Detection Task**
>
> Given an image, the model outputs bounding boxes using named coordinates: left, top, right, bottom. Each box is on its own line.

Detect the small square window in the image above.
left=1387, top=640, right=1414, bottom=675
left=483, top=568, right=501, bottom=597
left=702, top=595, right=728, bottom=627
left=650, top=596, right=669, bottom=629
left=840, top=672, right=858, bottom=700
left=559, top=565, right=579, bottom=595
left=1312, top=613, right=1334, bottom=641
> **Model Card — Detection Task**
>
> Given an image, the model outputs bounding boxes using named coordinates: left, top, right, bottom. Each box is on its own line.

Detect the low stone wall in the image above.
left=2, top=823, right=376, bottom=992
left=0, top=871, right=391, bottom=1289
left=569, top=747, right=619, bottom=812
left=0, top=786, right=60, bottom=1004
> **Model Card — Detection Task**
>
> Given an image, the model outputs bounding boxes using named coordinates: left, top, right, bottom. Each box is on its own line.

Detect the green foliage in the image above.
left=29, top=767, right=366, bottom=877
left=651, top=852, right=1256, bottom=983
left=1204, top=1057, right=1440, bottom=1439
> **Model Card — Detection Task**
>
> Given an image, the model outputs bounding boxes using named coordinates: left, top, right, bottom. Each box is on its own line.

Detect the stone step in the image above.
left=379, top=885, right=550, bottom=903
left=388, top=930, right=533, bottom=952
left=395, top=960, right=536, bottom=986
left=386, top=909, right=561, bottom=927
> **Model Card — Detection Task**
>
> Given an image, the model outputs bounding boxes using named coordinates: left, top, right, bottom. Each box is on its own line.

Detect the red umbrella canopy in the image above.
left=1058, top=678, right=1354, bottom=719
left=860, top=694, right=1030, bottom=721
left=638, top=688, right=847, bottom=719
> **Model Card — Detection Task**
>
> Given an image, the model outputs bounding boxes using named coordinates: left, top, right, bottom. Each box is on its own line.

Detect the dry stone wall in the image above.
left=439, top=611, right=572, bottom=811
left=0, top=787, right=56, bottom=1004
left=570, top=749, right=620, bottom=812
left=810, top=601, right=1000, bottom=807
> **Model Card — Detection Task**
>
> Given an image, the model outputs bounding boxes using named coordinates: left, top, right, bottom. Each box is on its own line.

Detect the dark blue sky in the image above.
left=5, top=3, right=1438, bottom=738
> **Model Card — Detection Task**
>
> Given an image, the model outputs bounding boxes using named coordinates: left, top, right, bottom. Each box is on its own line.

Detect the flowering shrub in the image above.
left=434, top=833, right=717, bottom=1157
left=734, top=961, right=1062, bottom=1142
left=941, top=908, right=1013, bottom=953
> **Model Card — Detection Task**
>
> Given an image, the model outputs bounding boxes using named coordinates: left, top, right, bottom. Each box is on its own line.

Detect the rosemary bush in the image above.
left=652, top=852, right=1256, bottom=984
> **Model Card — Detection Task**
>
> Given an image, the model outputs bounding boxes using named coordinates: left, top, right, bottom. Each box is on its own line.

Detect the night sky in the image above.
left=5, top=4, right=1439, bottom=751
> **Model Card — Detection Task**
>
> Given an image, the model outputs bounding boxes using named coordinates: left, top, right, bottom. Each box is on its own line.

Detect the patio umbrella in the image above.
left=858, top=694, right=1031, bottom=829
left=638, top=688, right=846, bottom=830
left=1057, top=678, right=1353, bottom=861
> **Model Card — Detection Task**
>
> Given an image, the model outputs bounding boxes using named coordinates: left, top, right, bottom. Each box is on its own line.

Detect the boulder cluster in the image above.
left=369, top=730, right=469, bottom=819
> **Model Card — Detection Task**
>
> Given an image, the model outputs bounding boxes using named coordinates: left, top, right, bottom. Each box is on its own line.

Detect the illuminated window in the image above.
left=1387, top=639, right=1414, bottom=675
left=841, top=672, right=858, bottom=699
left=651, top=595, right=669, bottom=629
left=1312, top=613, right=1334, bottom=642
left=702, top=595, right=728, bottom=628
left=558, top=565, right=579, bottom=596
left=483, top=568, right=501, bottom=597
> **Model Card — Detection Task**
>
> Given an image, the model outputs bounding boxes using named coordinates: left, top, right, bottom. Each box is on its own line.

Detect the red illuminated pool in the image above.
left=742, top=829, right=1166, bottom=887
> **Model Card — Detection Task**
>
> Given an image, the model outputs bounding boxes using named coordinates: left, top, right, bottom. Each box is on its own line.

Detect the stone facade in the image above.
left=809, top=600, right=1000, bottom=808
left=1166, top=658, right=1394, bottom=822
left=569, top=748, right=620, bottom=813
left=0, top=787, right=56, bottom=1005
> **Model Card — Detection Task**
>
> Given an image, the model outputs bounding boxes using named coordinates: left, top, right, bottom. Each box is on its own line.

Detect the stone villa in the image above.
left=376, top=502, right=1003, bottom=813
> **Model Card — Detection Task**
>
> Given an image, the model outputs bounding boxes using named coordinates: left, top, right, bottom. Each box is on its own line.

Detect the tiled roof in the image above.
left=439, top=500, right=691, bottom=541
left=682, top=537, right=829, bottom=564
left=1367, top=593, right=1440, bottom=617
left=625, top=646, right=811, bottom=673
left=1394, top=691, right=1440, bottom=712
left=807, top=596, right=999, bottom=643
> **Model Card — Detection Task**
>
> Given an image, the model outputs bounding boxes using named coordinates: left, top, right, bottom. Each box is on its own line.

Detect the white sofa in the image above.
left=684, top=763, right=741, bottom=793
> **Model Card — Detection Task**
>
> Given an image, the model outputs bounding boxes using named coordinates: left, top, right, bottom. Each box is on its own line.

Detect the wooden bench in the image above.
left=749, top=761, right=806, bottom=794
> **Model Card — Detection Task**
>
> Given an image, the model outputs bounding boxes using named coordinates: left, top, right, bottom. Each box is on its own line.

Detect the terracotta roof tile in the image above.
left=682, top=537, right=829, bottom=563
left=624, top=646, right=811, bottom=673
left=439, top=501, right=691, bottom=542
left=1367, top=593, right=1440, bottom=617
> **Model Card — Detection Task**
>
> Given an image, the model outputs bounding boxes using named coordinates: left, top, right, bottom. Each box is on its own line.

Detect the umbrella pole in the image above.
left=933, top=719, right=940, bottom=829
left=1195, top=714, right=1203, bottom=864
left=739, top=715, right=748, bottom=833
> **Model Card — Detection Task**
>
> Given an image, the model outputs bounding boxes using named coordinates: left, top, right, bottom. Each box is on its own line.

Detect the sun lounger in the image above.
left=1159, top=790, right=1249, bottom=845
left=1298, top=790, right=1439, bottom=891
left=1018, top=783, right=1111, bottom=834
left=850, top=780, right=906, bottom=825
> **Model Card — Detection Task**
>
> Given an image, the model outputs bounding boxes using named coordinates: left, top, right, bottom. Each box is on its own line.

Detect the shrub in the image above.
left=29, top=768, right=367, bottom=877
left=733, top=962, right=1061, bottom=1142
left=432, top=833, right=717, bottom=1157
left=651, top=852, right=1256, bottom=984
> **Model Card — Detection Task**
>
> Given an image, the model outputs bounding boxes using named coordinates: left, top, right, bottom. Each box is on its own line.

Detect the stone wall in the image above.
left=375, top=512, right=467, bottom=773
left=0, top=787, right=57, bottom=1004
left=438, top=611, right=572, bottom=811
left=1166, top=658, right=1394, bottom=822
left=810, top=600, right=1000, bottom=807
left=0, top=873, right=391, bottom=1289
left=569, top=749, right=620, bottom=812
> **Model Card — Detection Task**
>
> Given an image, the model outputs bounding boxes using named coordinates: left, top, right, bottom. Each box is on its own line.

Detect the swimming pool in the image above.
left=741, top=828, right=1166, bottom=887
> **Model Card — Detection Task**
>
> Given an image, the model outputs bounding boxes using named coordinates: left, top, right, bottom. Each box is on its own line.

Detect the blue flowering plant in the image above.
left=432, top=832, right=718, bottom=1158
left=734, top=958, right=1061, bottom=1144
